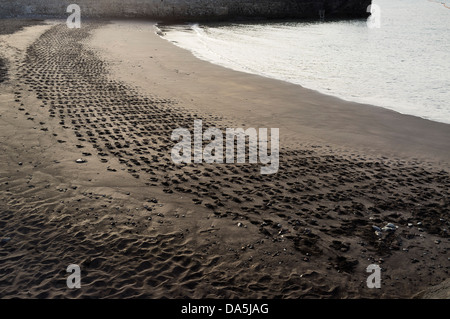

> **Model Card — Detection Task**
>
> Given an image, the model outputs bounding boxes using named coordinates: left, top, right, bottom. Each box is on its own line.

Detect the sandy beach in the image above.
left=0, top=19, right=448, bottom=299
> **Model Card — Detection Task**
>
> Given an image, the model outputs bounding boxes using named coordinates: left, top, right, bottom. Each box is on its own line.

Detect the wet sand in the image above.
left=0, top=19, right=448, bottom=299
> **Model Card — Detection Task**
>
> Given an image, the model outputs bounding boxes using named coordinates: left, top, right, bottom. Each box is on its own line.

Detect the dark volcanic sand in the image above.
left=0, top=21, right=448, bottom=298
left=0, top=19, right=44, bottom=36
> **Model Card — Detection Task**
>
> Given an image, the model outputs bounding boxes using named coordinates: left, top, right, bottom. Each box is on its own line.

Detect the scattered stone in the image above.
left=382, top=223, right=397, bottom=232
left=373, top=223, right=397, bottom=236
left=372, top=225, right=382, bottom=236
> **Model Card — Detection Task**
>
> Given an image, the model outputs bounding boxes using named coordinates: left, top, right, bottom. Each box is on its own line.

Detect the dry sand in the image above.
left=0, top=19, right=448, bottom=299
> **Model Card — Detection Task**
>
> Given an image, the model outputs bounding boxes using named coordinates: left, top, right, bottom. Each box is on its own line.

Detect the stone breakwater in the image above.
left=0, top=0, right=372, bottom=21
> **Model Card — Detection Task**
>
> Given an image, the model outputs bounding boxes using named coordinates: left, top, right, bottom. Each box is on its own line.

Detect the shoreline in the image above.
left=162, top=21, right=450, bottom=127
left=157, top=21, right=450, bottom=128
left=0, top=19, right=449, bottom=299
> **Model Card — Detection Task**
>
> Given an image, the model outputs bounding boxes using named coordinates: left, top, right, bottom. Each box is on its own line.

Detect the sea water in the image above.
left=162, top=0, right=450, bottom=124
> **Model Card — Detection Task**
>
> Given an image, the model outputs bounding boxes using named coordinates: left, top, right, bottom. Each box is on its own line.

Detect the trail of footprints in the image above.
left=17, top=23, right=450, bottom=261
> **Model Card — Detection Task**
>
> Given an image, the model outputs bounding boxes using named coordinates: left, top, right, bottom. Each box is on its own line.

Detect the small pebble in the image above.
left=372, top=226, right=382, bottom=232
